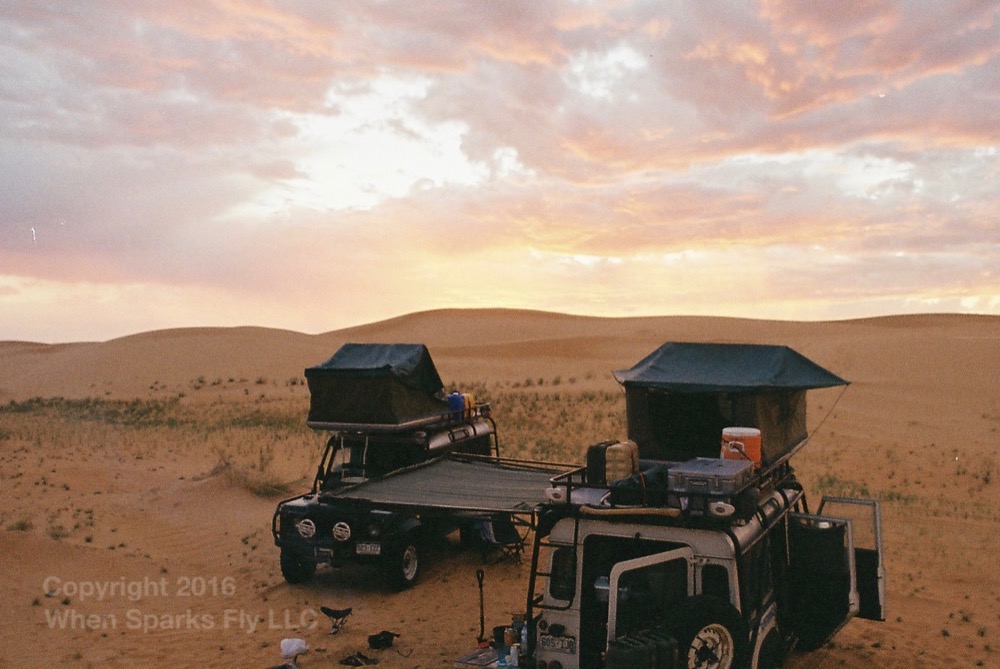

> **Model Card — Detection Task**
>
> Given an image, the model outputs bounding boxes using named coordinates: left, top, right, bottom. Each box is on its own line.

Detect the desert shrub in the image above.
left=0, top=397, right=185, bottom=428
left=815, top=473, right=871, bottom=498
left=6, top=519, right=33, bottom=532
left=203, top=448, right=294, bottom=498
left=47, top=524, right=69, bottom=540
left=220, top=408, right=303, bottom=432
left=485, top=385, right=625, bottom=462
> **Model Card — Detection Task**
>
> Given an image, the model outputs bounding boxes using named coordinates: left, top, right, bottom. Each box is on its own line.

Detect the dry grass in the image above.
left=3, top=378, right=995, bottom=518
left=451, top=377, right=627, bottom=462
left=199, top=446, right=297, bottom=497
left=0, top=395, right=323, bottom=524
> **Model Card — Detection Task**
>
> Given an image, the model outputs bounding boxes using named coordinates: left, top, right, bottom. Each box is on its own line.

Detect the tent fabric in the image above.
left=625, top=387, right=809, bottom=464
left=304, top=343, right=448, bottom=426
left=616, top=342, right=847, bottom=466
left=613, top=342, right=848, bottom=393
left=306, top=343, right=445, bottom=395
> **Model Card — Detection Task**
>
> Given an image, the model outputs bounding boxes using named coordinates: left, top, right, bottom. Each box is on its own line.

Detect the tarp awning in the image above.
left=613, top=342, right=848, bottom=393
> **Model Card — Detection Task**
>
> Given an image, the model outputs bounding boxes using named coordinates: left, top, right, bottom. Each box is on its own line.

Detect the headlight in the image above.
left=332, top=521, right=352, bottom=542
left=296, top=518, right=316, bottom=539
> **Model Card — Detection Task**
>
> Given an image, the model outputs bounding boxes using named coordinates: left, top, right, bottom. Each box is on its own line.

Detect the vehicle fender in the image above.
left=750, top=600, right=779, bottom=669
left=395, top=516, right=422, bottom=542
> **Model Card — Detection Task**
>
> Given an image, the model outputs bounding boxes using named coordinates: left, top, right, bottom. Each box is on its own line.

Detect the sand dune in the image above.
left=1, top=310, right=997, bottom=669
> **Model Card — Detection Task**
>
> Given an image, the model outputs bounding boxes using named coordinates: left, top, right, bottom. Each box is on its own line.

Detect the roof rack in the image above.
left=306, top=402, right=492, bottom=433
left=542, top=442, right=805, bottom=524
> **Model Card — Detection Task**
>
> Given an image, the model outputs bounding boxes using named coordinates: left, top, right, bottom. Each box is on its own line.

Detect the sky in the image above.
left=1, top=1, right=998, bottom=343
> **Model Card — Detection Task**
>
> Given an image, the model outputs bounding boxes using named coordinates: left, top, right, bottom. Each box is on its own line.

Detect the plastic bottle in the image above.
left=447, top=391, right=465, bottom=419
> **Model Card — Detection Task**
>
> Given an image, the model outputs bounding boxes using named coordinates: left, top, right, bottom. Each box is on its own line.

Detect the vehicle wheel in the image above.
left=280, top=549, right=316, bottom=584
left=667, top=596, right=748, bottom=669
left=386, top=539, right=420, bottom=590
left=756, top=631, right=785, bottom=669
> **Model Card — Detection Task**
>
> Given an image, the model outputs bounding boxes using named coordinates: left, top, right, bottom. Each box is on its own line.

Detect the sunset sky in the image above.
left=2, top=1, right=997, bottom=343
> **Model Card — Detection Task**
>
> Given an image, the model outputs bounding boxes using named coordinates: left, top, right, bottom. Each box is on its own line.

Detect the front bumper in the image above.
left=273, top=498, right=395, bottom=564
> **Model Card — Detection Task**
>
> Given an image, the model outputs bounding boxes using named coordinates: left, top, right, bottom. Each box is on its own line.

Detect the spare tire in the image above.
left=666, top=596, right=748, bottom=669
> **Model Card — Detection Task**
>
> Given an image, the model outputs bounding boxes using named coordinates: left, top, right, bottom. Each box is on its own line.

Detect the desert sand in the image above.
left=1, top=310, right=997, bottom=669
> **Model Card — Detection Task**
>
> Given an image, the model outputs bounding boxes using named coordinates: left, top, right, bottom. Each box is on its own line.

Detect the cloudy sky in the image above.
left=2, top=1, right=997, bottom=342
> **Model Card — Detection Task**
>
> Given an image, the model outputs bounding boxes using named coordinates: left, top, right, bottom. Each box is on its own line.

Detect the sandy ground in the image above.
left=1, top=310, right=998, bottom=669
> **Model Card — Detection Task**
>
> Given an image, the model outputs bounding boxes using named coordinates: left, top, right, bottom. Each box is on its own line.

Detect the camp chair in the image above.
left=478, top=514, right=528, bottom=565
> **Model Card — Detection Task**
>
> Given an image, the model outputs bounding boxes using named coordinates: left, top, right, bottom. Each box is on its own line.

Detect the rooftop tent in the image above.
left=613, top=342, right=848, bottom=465
left=305, top=343, right=449, bottom=427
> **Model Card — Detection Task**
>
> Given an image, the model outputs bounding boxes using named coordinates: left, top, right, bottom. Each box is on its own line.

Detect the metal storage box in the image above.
left=606, top=635, right=655, bottom=669
left=667, top=457, right=755, bottom=495
left=634, top=629, right=678, bottom=669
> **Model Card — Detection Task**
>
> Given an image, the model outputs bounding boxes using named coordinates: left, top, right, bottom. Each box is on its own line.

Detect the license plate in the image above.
left=355, top=542, right=381, bottom=556
left=538, top=634, right=576, bottom=654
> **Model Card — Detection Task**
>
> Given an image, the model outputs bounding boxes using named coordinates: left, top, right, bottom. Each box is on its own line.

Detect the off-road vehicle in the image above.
left=517, top=343, right=886, bottom=669
left=272, top=343, right=498, bottom=588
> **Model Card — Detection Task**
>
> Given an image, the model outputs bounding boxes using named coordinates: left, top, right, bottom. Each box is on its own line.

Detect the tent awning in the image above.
left=613, top=342, right=848, bottom=394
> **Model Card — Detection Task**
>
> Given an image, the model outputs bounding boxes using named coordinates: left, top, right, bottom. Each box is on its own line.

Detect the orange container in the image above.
left=721, top=427, right=762, bottom=468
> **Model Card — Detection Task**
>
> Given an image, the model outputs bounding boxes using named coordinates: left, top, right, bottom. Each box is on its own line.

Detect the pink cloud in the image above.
left=1, top=1, right=997, bottom=341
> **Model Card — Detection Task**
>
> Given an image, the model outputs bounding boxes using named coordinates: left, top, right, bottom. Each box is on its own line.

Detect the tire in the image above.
left=667, top=596, right=749, bottom=669
left=756, top=631, right=785, bottom=669
left=385, top=538, right=420, bottom=590
left=280, top=549, right=316, bottom=584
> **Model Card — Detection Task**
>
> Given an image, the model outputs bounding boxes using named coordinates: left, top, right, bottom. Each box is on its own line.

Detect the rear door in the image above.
left=818, top=497, right=886, bottom=621
left=606, top=547, right=695, bottom=645
left=787, top=497, right=885, bottom=650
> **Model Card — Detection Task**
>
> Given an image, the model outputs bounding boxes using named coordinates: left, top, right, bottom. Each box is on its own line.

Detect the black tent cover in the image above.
left=304, top=343, right=448, bottom=427
left=612, top=342, right=848, bottom=393
left=308, top=343, right=445, bottom=394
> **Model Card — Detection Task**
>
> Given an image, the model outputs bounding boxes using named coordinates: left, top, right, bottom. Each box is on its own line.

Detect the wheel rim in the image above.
left=688, top=622, right=734, bottom=669
left=401, top=545, right=418, bottom=581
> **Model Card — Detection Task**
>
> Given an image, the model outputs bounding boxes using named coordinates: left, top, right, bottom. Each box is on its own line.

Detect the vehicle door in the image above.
left=817, top=497, right=886, bottom=622
left=787, top=497, right=885, bottom=650
left=606, top=547, right=695, bottom=645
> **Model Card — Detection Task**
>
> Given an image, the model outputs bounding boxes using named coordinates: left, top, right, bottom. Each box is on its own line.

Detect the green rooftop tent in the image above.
left=305, top=343, right=449, bottom=427
left=613, top=342, right=848, bottom=465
